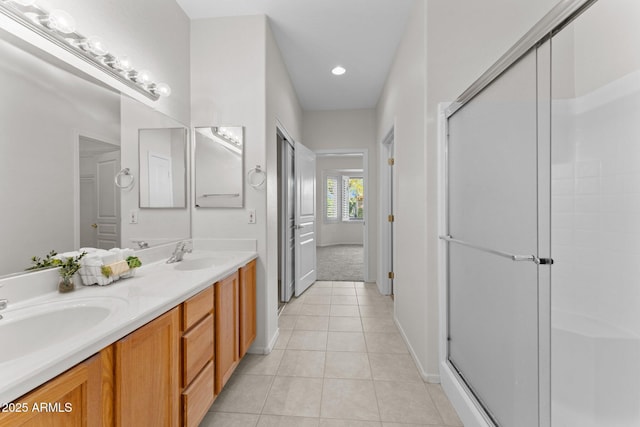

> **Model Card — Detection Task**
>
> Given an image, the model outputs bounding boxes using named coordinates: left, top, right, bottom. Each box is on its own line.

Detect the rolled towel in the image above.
left=80, top=254, right=103, bottom=267
left=99, top=252, right=118, bottom=265
left=109, top=248, right=123, bottom=262
left=121, top=248, right=135, bottom=260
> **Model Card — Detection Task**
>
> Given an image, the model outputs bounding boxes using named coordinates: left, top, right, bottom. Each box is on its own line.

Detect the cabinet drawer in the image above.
left=182, top=361, right=215, bottom=427
left=182, top=313, right=214, bottom=387
left=183, top=286, right=214, bottom=330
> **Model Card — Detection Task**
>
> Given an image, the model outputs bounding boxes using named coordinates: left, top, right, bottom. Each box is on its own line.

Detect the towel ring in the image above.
left=248, top=165, right=266, bottom=189
left=115, top=168, right=135, bottom=189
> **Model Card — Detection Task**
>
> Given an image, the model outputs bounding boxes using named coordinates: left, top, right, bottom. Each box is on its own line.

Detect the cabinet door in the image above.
left=114, top=308, right=180, bottom=427
left=239, top=260, right=257, bottom=357
left=215, top=271, right=239, bottom=394
left=0, top=350, right=109, bottom=427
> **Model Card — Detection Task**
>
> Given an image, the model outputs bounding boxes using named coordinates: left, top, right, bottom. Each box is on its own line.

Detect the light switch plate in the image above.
left=248, top=209, right=256, bottom=224
left=129, top=209, right=138, bottom=224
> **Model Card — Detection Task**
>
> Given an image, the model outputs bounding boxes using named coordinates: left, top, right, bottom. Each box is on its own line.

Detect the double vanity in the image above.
left=0, top=243, right=257, bottom=427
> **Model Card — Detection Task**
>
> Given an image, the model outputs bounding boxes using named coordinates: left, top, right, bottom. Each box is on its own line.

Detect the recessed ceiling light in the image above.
left=331, top=66, right=346, bottom=76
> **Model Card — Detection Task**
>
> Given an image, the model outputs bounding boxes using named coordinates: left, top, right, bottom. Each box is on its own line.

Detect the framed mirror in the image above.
left=138, top=128, right=188, bottom=208
left=194, top=126, right=244, bottom=208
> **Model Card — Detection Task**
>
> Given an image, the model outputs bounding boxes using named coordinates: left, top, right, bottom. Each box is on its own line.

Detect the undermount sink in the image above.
left=0, top=297, right=126, bottom=364
left=173, top=254, right=233, bottom=271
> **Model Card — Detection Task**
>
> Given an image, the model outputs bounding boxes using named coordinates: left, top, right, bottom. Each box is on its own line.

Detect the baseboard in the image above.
left=393, top=315, right=441, bottom=384
left=440, top=361, right=492, bottom=427
left=248, top=328, right=279, bottom=355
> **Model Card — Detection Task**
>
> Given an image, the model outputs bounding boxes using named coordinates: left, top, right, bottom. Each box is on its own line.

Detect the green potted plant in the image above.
left=54, top=252, right=87, bottom=293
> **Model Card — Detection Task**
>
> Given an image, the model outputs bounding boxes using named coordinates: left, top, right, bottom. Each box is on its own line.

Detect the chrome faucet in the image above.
left=0, top=298, right=7, bottom=320
left=166, top=241, right=192, bottom=264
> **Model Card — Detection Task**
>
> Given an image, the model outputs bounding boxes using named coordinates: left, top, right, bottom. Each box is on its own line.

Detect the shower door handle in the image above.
left=439, top=235, right=553, bottom=265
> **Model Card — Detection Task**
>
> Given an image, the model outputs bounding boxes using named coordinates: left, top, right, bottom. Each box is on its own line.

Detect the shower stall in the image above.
left=439, top=0, right=640, bottom=426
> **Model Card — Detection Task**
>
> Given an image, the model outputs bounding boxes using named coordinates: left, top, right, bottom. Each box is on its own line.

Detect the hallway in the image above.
left=202, top=281, right=463, bottom=426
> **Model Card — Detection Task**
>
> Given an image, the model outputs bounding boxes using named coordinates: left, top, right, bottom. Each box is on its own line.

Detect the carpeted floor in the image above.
left=316, top=244, right=364, bottom=281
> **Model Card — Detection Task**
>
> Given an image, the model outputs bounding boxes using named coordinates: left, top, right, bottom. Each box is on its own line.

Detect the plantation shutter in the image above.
left=342, top=176, right=350, bottom=221
left=326, top=176, right=338, bottom=220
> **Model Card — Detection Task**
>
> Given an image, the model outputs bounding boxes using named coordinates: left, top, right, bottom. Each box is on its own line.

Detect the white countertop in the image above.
left=0, top=250, right=257, bottom=404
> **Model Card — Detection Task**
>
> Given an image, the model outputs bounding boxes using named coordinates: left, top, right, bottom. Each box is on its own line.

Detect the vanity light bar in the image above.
left=0, top=0, right=170, bottom=100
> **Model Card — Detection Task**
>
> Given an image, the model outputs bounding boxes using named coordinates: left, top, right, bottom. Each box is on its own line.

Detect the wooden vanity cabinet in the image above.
left=114, top=307, right=180, bottom=427
left=239, top=259, right=257, bottom=357
left=0, top=349, right=112, bottom=427
left=181, top=286, right=215, bottom=427
left=214, top=271, right=239, bottom=394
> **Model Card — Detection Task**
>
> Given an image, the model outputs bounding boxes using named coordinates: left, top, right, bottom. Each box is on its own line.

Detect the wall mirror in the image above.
left=0, top=27, right=190, bottom=278
left=138, top=128, right=188, bottom=208
left=194, top=126, right=244, bottom=208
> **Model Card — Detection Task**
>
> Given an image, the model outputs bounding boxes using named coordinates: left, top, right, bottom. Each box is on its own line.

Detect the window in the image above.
left=324, top=171, right=364, bottom=222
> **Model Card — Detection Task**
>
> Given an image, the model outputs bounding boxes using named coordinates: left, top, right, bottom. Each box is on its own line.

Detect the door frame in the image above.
left=315, top=148, right=370, bottom=283
left=74, top=130, right=120, bottom=248
left=379, top=127, right=395, bottom=295
left=277, top=128, right=296, bottom=304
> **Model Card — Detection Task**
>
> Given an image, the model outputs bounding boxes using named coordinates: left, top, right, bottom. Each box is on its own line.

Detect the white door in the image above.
left=79, top=176, right=97, bottom=247
left=148, top=152, right=173, bottom=207
left=95, top=151, right=120, bottom=249
left=294, top=141, right=317, bottom=296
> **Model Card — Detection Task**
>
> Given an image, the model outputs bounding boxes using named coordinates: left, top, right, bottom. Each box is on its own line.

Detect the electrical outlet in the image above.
left=129, top=209, right=138, bottom=224
left=248, top=209, right=256, bottom=224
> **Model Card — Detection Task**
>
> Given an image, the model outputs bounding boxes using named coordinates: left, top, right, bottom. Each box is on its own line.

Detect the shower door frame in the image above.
left=437, top=1, right=599, bottom=426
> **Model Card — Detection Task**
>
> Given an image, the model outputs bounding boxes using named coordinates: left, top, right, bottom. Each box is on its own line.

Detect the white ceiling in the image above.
left=175, top=0, right=414, bottom=111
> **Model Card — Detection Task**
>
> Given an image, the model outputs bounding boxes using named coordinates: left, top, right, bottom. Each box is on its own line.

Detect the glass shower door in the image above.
left=446, top=48, right=542, bottom=427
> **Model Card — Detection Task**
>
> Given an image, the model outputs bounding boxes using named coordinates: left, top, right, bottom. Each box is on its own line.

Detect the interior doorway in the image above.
left=76, top=135, right=121, bottom=249
left=315, top=149, right=370, bottom=283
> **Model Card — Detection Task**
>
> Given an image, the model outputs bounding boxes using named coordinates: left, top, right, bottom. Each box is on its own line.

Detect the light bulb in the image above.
left=86, top=36, right=108, bottom=56
left=47, top=9, right=76, bottom=34
left=331, top=65, right=346, bottom=76
left=134, top=69, right=153, bottom=85
left=152, top=82, right=171, bottom=97
left=118, top=56, right=133, bottom=72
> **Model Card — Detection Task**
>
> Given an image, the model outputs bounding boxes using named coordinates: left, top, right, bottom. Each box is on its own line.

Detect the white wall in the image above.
left=191, top=16, right=303, bottom=352
left=315, top=156, right=364, bottom=247
left=302, top=109, right=377, bottom=280
left=376, top=0, right=559, bottom=381
left=265, top=20, right=303, bottom=349
left=51, top=0, right=191, bottom=124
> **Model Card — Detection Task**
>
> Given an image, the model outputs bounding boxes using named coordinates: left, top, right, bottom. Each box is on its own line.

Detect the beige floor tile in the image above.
left=300, top=304, right=331, bottom=316
left=361, top=317, right=398, bottom=333
left=287, top=295, right=306, bottom=306
left=210, top=374, right=273, bottom=414
left=327, top=331, right=367, bottom=352
left=282, top=303, right=302, bottom=316
left=305, top=295, right=332, bottom=305
left=332, top=281, right=355, bottom=288
left=277, top=350, right=326, bottom=378
left=329, top=305, right=360, bottom=317
left=307, top=287, right=334, bottom=296
left=321, top=379, right=380, bottom=421
left=295, top=316, right=330, bottom=331
left=279, top=315, right=297, bottom=330
left=325, top=352, right=371, bottom=379
left=374, top=381, right=443, bottom=424
left=274, top=329, right=293, bottom=350
left=328, top=316, right=363, bottom=332
left=358, top=295, right=392, bottom=306
left=200, top=412, right=260, bottom=427
left=331, top=295, right=359, bottom=305
left=359, top=305, right=393, bottom=318
left=263, top=377, right=323, bottom=417
left=364, top=332, right=409, bottom=354
left=332, top=288, right=357, bottom=296
left=320, top=420, right=382, bottom=427
left=313, top=281, right=333, bottom=288
left=368, top=353, right=422, bottom=383
left=382, top=424, right=447, bottom=427
left=356, top=288, right=383, bottom=296
left=426, top=384, right=464, bottom=426
left=287, top=330, right=328, bottom=351
left=257, top=415, right=320, bottom=427
left=235, top=350, right=285, bottom=376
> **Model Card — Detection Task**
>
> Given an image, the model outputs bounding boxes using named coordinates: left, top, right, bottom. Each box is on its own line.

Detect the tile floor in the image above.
left=201, top=281, right=464, bottom=427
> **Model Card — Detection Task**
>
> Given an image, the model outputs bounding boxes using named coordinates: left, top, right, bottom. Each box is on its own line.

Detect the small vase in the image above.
left=58, top=276, right=74, bottom=293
